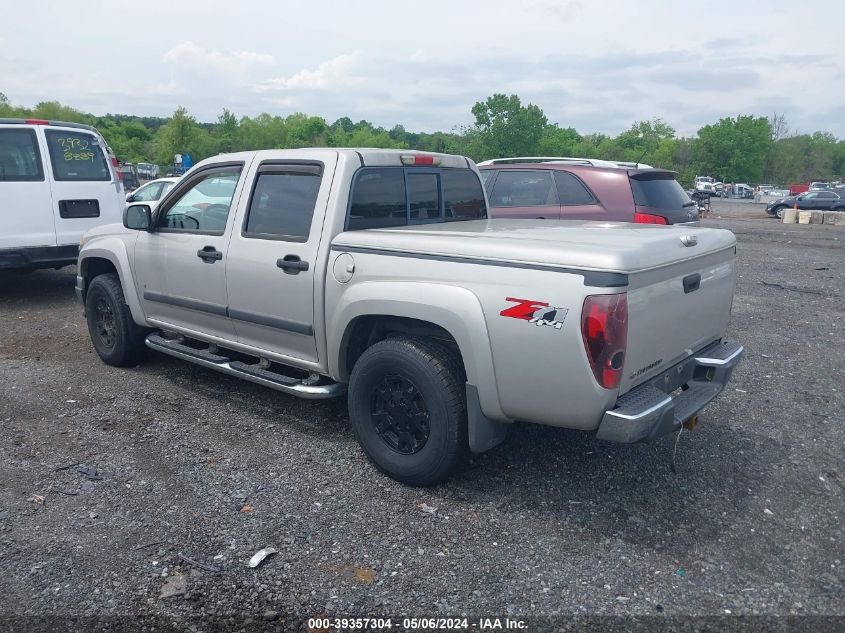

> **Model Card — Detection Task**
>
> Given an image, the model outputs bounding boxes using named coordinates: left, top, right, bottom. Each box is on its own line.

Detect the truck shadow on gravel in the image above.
left=140, top=352, right=769, bottom=556
left=452, top=420, right=771, bottom=554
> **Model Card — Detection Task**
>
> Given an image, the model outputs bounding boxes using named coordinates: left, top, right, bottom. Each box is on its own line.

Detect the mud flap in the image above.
left=466, top=384, right=509, bottom=453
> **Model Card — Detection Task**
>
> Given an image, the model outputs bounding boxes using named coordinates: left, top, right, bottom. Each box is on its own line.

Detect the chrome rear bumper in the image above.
left=596, top=340, right=743, bottom=443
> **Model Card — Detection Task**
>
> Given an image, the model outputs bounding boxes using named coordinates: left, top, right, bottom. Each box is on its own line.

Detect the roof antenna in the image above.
left=636, top=148, right=648, bottom=169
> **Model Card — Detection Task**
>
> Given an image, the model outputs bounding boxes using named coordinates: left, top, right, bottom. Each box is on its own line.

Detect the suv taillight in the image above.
left=581, top=293, right=628, bottom=390
left=634, top=212, right=668, bottom=224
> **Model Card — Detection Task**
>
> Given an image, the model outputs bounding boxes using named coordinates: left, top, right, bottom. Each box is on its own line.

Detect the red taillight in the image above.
left=581, top=293, right=628, bottom=390
left=112, top=157, right=123, bottom=180
left=634, top=212, right=668, bottom=224
left=25, top=118, right=50, bottom=125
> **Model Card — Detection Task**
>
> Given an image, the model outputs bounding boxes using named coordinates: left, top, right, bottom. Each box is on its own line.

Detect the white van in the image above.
left=0, top=118, right=124, bottom=271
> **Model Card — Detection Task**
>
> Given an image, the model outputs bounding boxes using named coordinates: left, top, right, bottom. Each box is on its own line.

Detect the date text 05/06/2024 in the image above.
left=306, top=616, right=528, bottom=630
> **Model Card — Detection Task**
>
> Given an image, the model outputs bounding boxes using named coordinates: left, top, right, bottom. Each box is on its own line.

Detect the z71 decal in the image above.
left=500, top=297, right=568, bottom=330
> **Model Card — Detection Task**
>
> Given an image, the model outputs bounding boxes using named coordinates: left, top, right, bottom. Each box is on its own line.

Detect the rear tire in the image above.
left=348, top=336, right=467, bottom=486
left=85, top=273, right=147, bottom=367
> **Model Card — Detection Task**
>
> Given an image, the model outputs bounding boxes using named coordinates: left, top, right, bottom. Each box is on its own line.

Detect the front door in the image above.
left=133, top=163, right=247, bottom=340
left=0, top=127, right=54, bottom=250
left=225, top=154, right=337, bottom=364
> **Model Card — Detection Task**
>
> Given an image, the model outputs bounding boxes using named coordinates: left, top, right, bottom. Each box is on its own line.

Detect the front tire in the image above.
left=348, top=337, right=467, bottom=486
left=774, top=206, right=785, bottom=219
left=84, top=273, right=147, bottom=367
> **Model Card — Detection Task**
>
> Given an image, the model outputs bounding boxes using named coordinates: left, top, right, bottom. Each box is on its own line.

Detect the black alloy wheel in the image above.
left=371, top=374, right=431, bottom=455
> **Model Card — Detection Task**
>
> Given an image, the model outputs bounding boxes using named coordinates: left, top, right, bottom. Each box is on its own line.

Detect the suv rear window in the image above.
left=0, top=129, right=44, bottom=181
left=45, top=129, right=110, bottom=181
left=347, top=168, right=486, bottom=230
left=630, top=174, right=692, bottom=211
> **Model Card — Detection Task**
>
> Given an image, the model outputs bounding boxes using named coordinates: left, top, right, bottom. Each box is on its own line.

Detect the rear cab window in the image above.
left=347, top=168, right=486, bottom=230
left=630, top=173, right=693, bottom=210
left=0, top=128, right=44, bottom=181
left=45, top=129, right=110, bottom=181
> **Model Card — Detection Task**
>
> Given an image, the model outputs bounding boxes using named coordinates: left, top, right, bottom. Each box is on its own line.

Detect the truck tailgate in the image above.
left=621, top=245, right=736, bottom=395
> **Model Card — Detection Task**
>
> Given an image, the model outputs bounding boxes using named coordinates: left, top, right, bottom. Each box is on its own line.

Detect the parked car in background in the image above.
left=136, top=162, right=159, bottom=180
left=124, top=176, right=179, bottom=204
left=0, top=118, right=124, bottom=271
left=766, top=191, right=845, bottom=218
left=117, top=162, right=139, bottom=192
left=733, top=183, right=753, bottom=199
left=808, top=181, right=830, bottom=191
left=478, top=157, right=698, bottom=224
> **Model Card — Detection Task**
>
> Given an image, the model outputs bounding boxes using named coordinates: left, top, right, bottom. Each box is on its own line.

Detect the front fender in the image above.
left=327, top=281, right=508, bottom=423
left=78, top=241, right=145, bottom=325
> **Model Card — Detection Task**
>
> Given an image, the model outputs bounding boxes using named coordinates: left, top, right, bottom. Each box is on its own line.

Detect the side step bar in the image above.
left=145, top=334, right=345, bottom=400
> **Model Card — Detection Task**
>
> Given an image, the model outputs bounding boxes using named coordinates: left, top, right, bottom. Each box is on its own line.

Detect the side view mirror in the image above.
left=124, top=204, right=152, bottom=230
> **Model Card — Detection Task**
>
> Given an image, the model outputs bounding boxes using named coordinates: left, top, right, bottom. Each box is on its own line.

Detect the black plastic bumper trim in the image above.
left=0, top=244, right=79, bottom=270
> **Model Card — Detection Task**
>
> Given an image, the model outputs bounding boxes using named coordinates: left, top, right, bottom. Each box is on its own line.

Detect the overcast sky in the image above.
left=2, top=0, right=843, bottom=137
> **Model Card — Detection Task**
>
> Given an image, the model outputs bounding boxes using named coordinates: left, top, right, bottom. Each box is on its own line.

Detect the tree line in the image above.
left=2, top=91, right=842, bottom=187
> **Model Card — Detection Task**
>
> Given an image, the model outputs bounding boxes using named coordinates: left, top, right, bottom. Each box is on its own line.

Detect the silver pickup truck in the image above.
left=76, top=149, right=743, bottom=485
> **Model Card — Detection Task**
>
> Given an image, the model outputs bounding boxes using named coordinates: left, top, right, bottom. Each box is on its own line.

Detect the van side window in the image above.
left=347, top=167, right=487, bottom=230
left=244, top=166, right=322, bottom=240
left=44, top=130, right=110, bottom=181
left=0, top=129, right=44, bottom=181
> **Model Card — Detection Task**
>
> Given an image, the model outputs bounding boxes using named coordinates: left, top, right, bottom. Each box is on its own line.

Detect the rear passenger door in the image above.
left=225, top=154, right=338, bottom=364
left=487, top=170, right=561, bottom=219
left=0, top=127, right=53, bottom=249
left=43, top=128, right=120, bottom=246
left=554, top=171, right=604, bottom=219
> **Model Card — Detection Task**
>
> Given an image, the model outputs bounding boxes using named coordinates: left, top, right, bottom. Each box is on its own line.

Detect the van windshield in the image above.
left=45, top=130, right=110, bottom=181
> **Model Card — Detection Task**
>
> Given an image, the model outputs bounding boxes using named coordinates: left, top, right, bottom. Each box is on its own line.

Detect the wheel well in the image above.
left=343, top=316, right=463, bottom=379
left=80, top=258, right=118, bottom=298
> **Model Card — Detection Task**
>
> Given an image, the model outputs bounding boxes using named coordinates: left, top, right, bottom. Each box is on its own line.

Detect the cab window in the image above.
left=347, top=167, right=486, bottom=230
left=243, top=165, right=323, bottom=240
left=159, top=167, right=241, bottom=234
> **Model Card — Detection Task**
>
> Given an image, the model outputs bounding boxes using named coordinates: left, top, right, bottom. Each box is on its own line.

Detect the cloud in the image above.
left=528, top=0, right=585, bottom=21
left=163, top=41, right=274, bottom=75
left=256, top=52, right=363, bottom=92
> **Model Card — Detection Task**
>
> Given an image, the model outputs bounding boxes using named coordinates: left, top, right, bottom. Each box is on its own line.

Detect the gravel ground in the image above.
left=0, top=202, right=842, bottom=630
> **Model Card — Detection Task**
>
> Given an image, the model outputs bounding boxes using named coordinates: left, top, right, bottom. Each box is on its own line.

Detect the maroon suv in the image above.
left=478, top=158, right=699, bottom=225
